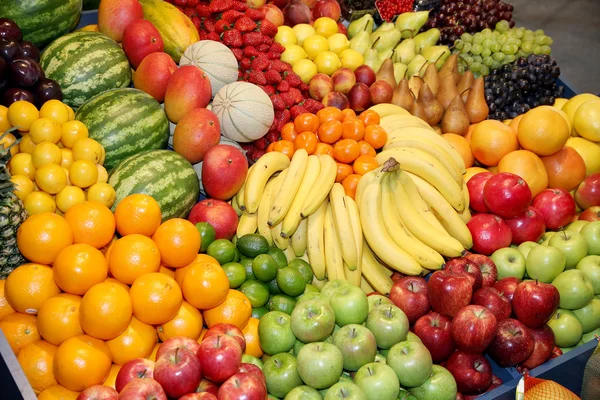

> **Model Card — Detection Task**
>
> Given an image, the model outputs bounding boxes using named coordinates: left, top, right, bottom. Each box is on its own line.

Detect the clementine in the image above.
left=181, top=262, right=229, bottom=310
left=37, top=293, right=83, bottom=346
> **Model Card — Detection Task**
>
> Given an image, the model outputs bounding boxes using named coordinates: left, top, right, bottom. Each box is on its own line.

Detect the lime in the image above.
left=268, top=246, right=288, bottom=269
left=267, top=279, right=282, bottom=295
left=304, top=283, right=319, bottom=293
left=195, top=222, right=216, bottom=253
left=288, top=259, right=314, bottom=284
left=240, top=280, right=270, bottom=308
left=241, top=258, right=255, bottom=280
left=268, top=294, right=297, bottom=315
left=207, top=239, right=236, bottom=265
left=276, top=267, right=306, bottom=297
left=233, top=247, right=241, bottom=262
left=252, top=254, right=279, bottom=282
left=252, top=306, right=269, bottom=319
left=222, top=262, right=246, bottom=288
left=237, top=234, right=271, bottom=257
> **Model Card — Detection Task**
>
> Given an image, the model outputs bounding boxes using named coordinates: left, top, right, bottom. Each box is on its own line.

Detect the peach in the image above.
left=263, top=4, right=285, bottom=27
left=322, top=92, right=349, bottom=110
left=308, top=73, right=334, bottom=101
left=331, top=68, right=356, bottom=94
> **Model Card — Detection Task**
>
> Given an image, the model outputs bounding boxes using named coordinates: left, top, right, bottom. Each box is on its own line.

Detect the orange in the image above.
left=341, top=108, right=356, bottom=120
left=106, top=316, right=157, bottom=365
left=280, top=122, right=297, bottom=142
left=159, top=266, right=175, bottom=278
left=465, top=123, right=477, bottom=142
left=335, top=163, right=353, bottom=183
left=317, top=120, right=343, bottom=144
left=38, top=385, right=79, bottom=400
left=242, top=317, right=262, bottom=358
left=464, top=167, right=490, bottom=183
left=0, top=279, right=15, bottom=319
left=130, top=272, right=182, bottom=325
left=80, top=281, right=133, bottom=340
left=53, top=334, right=112, bottom=392
left=342, top=174, right=361, bottom=199
left=266, top=142, right=275, bottom=153
left=470, top=120, right=519, bottom=167
left=294, top=113, right=320, bottom=133
left=317, top=107, right=343, bottom=124
left=157, top=301, right=203, bottom=341
left=114, top=194, right=162, bottom=237
left=17, top=212, right=73, bottom=265
left=37, top=294, right=83, bottom=346
left=509, top=114, right=524, bottom=132
left=314, top=142, right=334, bottom=156
left=358, top=110, right=380, bottom=126
left=108, top=234, right=161, bottom=284
left=174, top=254, right=220, bottom=287
left=103, top=364, right=121, bottom=389
left=17, top=340, right=58, bottom=394
left=341, top=118, right=365, bottom=141
left=53, top=244, right=108, bottom=295
left=541, top=146, right=587, bottom=191
left=353, top=155, right=378, bottom=175
left=294, top=131, right=318, bottom=154
left=357, top=140, right=376, bottom=157
left=64, top=201, right=115, bottom=249
left=203, top=289, right=252, bottom=330
left=517, top=106, right=571, bottom=156
left=0, top=312, right=40, bottom=354
left=333, top=139, right=360, bottom=164
left=181, top=262, right=229, bottom=310
left=363, top=125, right=388, bottom=150
left=273, top=140, right=295, bottom=159
left=5, top=263, right=60, bottom=314
left=152, top=218, right=201, bottom=268
left=149, top=342, right=160, bottom=361
left=104, top=277, right=129, bottom=291
left=498, top=150, right=549, bottom=197
left=442, top=133, right=474, bottom=169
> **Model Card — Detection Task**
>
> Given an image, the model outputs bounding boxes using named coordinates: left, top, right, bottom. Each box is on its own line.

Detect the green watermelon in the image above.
left=0, top=0, right=82, bottom=48
left=40, top=31, right=131, bottom=109
left=76, top=88, right=169, bottom=171
left=108, top=150, right=200, bottom=222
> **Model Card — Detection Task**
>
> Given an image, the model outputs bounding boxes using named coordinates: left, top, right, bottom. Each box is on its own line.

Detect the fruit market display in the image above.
left=2, top=1, right=600, bottom=399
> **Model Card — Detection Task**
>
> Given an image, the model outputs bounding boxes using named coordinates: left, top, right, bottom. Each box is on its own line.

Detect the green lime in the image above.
left=268, top=246, right=288, bottom=269
left=237, top=234, right=271, bottom=258
left=206, top=239, right=236, bottom=265
left=276, top=267, right=306, bottom=297
left=240, top=280, right=270, bottom=308
left=304, top=283, right=319, bottom=293
left=195, top=222, right=216, bottom=253
left=268, top=294, right=297, bottom=315
left=252, top=254, right=279, bottom=282
left=241, top=257, right=255, bottom=280
left=233, top=247, right=241, bottom=262
left=287, top=259, right=314, bottom=284
left=252, top=306, right=269, bottom=319
left=267, top=279, right=281, bottom=295
left=221, top=262, right=246, bottom=288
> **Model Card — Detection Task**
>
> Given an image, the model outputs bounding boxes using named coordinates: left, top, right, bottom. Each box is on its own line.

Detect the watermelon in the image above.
left=108, top=150, right=200, bottom=222
left=0, top=0, right=82, bottom=48
left=40, top=31, right=131, bottom=109
left=76, top=88, right=169, bottom=171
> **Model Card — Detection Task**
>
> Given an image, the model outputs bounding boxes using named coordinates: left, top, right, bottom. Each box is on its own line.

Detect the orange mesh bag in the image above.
left=515, top=374, right=580, bottom=400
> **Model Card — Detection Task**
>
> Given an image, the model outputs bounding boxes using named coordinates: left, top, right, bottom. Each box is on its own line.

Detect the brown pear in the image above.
left=441, top=94, right=471, bottom=135
left=417, top=83, right=443, bottom=126
left=410, top=101, right=428, bottom=123
left=465, top=77, right=490, bottom=123
left=422, top=63, right=440, bottom=96
left=439, top=53, right=459, bottom=80
left=392, top=79, right=414, bottom=111
left=408, top=75, right=423, bottom=101
left=457, top=70, right=474, bottom=102
left=437, top=72, right=458, bottom=110
left=377, top=58, right=397, bottom=89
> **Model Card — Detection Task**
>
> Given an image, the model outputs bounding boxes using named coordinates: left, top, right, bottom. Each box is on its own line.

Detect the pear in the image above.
left=417, top=83, right=444, bottom=126
left=421, top=45, right=451, bottom=69
left=378, top=48, right=394, bottom=63
left=349, top=29, right=372, bottom=56
left=371, top=27, right=402, bottom=53
left=392, top=79, right=414, bottom=110
left=347, top=14, right=374, bottom=39
left=394, top=63, right=408, bottom=84
left=375, top=22, right=397, bottom=33
left=377, top=58, right=397, bottom=89
left=393, top=38, right=416, bottom=65
left=408, top=75, right=423, bottom=101
left=410, top=101, right=428, bottom=123
left=414, top=28, right=440, bottom=54
left=457, top=70, right=474, bottom=102
left=437, top=72, right=458, bottom=110
left=422, top=63, right=440, bottom=96
left=441, top=94, right=470, bottom=135
left=439, top=53, right=461, bottom=84
left=465, top=77, right=489, bottom=123
left=407, top=54, right=427, bottom=78
left=364, top=47, right=383, bottom=73
left=395, top=11, right=429, bottom=38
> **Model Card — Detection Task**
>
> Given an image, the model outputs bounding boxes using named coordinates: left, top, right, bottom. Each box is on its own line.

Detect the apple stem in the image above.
left=174, top=347, right=180, bottom=363
left=350, top=327, right=357, bottom=339
left=384, top=305, right=394, bottom=319
left=561, top=230, right=568, bottom=240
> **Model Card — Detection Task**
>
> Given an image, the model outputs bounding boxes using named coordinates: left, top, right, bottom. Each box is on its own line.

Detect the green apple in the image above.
left=581, top=326, right=600, bottom=343
left=405, top=331, right=423, bottom=344
left=367, top=295, right=394, bottom=312
left=330, top=285, right=369, bottom=326
left=386, top=341, right=433, bottom=388
left=263, top=352, right=303, bottom=398
left=321, top=279, right=351, bottom=301
left=547, top=309, right=584, bottom=347
left=491, top=248, right=526, bottom=280
left=577, top=255, right=600, bottom=294
left=242, top=354, right=264, bottom=368
left=297, top=342, right=343, bottom=390
left=366, top=304, right=409, bottom=349
left=324, top=382, right=368, bottom=400
left=293, top=339, right=306, bottom=356
left=549, top=231, right=589, bottom=269
left=552, top=269, right=595, bottom=309
left=526, top=245, right=566, bottom=283
left=354, top=362, right=400, bottom=400
left=297, top=292, right=326, bottom=305
left=566, top=220, right=589, bottom=233
left=374, top=353, right=387, bottom=364
left=517, top=241, right=539, bottom=260
left=581, top=221, right=600, bottom=255
left=541, top=231, right=556, bottom=245
left=332, top=324, right=377, bottom=371
left=259, top=311, right=297, bottom=355
left=408, top=365, right=457, bottom=400
left=285, top=385, right=322, bottom=400
left=573, top=298, right=600, bottom=333
left=398, top=388, right=418, bottom=400
left=291, top=298, right=336, bottom=343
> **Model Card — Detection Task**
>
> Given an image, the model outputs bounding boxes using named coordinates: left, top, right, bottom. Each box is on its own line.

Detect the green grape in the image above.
left=483, top=39, right=493, bottom=48
left=516, top=50, right=527, bottom=58
left=482, top=48, right=492, bottom=57
left=535, top=35, right=547, bottom=45
left=492, top=52, right=505, bottom=61
left=482, top=28, right=493, bottom=35
left=490, top=43, right=501, bottom=52
left=472, top=44, right=483, bottom=55
left=495, top=20, right=510, bottom=33
left=547, top=37, right=554, bottom=45
left=470, top=62, right=482, bottom=73
left=473, top=55, right=483, bottom=63
left=461, top=33, right=473, bottom=43
left=515, top=29, right=525, bottom=39
left=483, top=56, right=494, bottom=67
left=540, top=45, right=552, bottom=55
left=457, top=64, right=466, bottom=74
left=491, top=60, right=502, bottom=70
left=521, top=42, right=534, bottom=53
left=462, top=55, right=474, bottom=65
left=473, top=33, right=484, bottom=44
left=501, top=43, right=514, bottom=54
left=533, top=45, right=543, bottom=54
left=480, top=65, right=490, bottom=76
left=498, top=34, right=508, bottom=44
left=455, top=41, right=464, bottom=50
left=505, top=54, right=516, bottom=63
left=534, top=29, right=545, bottom=36
left=462, top=43, right=472, bottom=53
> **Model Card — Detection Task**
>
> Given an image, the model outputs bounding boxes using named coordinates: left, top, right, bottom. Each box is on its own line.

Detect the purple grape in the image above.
left=0, top=19, right=22, bottom=42
left=0, top=39, right=22, bottom=62
left=9, top=57, right=40, bottom=87
left=34, top=78, right=62, bottom=106
left=20, top=41, right=40, bottom=63
left=509, top=20, right=516, bottom=27
left=0, top=57, right=6, bottom=79
left=3, top=87, right=34, bottom=107
left=0, top=79, right=8, bottom=92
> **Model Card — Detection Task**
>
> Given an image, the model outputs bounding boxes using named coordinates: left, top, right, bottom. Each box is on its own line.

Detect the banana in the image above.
left=360, top=277, right=375, bottom=295
left=361, top=240, right=394, bottom=295
left=235, top=164, right=255, bottom=211
left=344, top=261, right=361, bottom=287
left=283, top=245, right=296, bottom=263
left=324, top=203, right=345, bottom=281
left=257, top=177, right=277, bottom=246
left=376, top=148, right=465, bottom=212
left=462, top=180, right=470, bottom=210
left=280, top=155, right=321, bottom=238
left=459, top=207, right=472, bottom=225
left=300, top=252, right=310, bottom=263
left=380, top=174, right=445, bottom=270
left=244, top=152, right=290, bottom=213
left=269, top=170, right=290, bottom=250
left=291, top=217, right=308, bottom=257
left=231, top=196, right=242, bottom=216
left=406, top=171, right=473, bottom=249
left=329, top=183, right=358, bottom=271
left=269, top=149, right=309, bottom=227
left=380, top=114, right=433, bottom=131
left=300, top=154, right=337, bottom=218
left=399, top=168, right=447, bottom=233
left=236, top=211, right=258, bottom=238
left=369, top=104, right=411, bottom=118
left=306, top=199, right=328, bottom=280
left=355, top=165, right=381, bottom=206
left=344, top=195, right=363, bottom=287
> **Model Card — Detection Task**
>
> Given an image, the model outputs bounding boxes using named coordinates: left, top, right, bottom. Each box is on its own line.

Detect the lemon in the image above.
left=30, top=117, right=62, bottom=144
left=562, top=94, right=600, bottom=132
left=553, top=98, right=569, bottom=110
left=314, top=51, right=341, bottom=76
left=573, top=100, right=600, bottom=142
left=19, top=134, right=36, bottom=154
left=274, top=26, right=297, bottom=46
left=62, top=167, right=71, bottom=185
left=35, top=163, right=68, bottom=194
left=327, top=33, right=350, bottom=55
left=10, top=175, right=34, bottom=201
left=24, top=191, right=56, bottom=215
left=7, top=100, right=39, bottom=132
left=566, top=137, right=600, bottom=176
left=86, top=182, right=116, bottom=208
left=292, top=59, right=318, bottom=84
left=0, top=131, right=18, bottom=156
left=56, top=186, right=86, bottom=213
left=280, top=44, right=307, bottom=66
left=0, top=105, right=10, bottom=132
left=303, top=35, right=329, bottom=60
left=292, top=24, right=316, bottom=46
left=39, top=100, right=70, bottom=125
left=340, top=49, right=364, bottom=71
left=70, top=159, right=98, bottom=188
left=9, top=153, right=36, bottom=180
left=60, top=148, right=74, bottom=169
left=72, top=138, right=103, bottom=163
left=99, top=145, right=106, bottom=165
left=66, top=105, right=75, bottom=121
left=61, top=120, right=89, bottom=148
left=96, top=164, right=108, bottom=183
left=31, top=141, right=62, bottom=168
left=313, top=17, right=338, bottom=38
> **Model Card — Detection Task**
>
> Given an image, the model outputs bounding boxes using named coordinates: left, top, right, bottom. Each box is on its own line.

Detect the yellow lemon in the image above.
left=274, top=26, right=297, bottom=46
left=303, top=35, right=329, bottom=60
left=56, top=186, right=86, bottom=213
left=39, top=100, right=70, bottom=125
left=7, top=100, right=39, bottom=132
left=35, top=164, right=68, bottom=194
left=292, top=24, right=316, bottom=46
left=96, top=165, right=108, bottom=183
left=0, top=105, right=10, bottom=132
left=32, top=141, right=62, bottom=168
left=24, top=191, right=56, bottom=215
left=86, top=183, right=116, bottom=208
left=313, top=17, right=338, bottom=38
left=292, top=59, right=318, bottom=84
left=280, top=44, right=307, bottom=66
left=10, top=175, right=35, bottom=201
left=69, top=160, right=98, bottom=188
left=566, top=137, right=600, bottom=176
left=562, top=93, right=600, bottom=132
left=61, top=121, right=89, bottom=149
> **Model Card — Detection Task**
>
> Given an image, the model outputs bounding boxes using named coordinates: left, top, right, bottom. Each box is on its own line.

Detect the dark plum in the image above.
left=9, top=57, right=41, bottom=87
left=0, top=57, right=6, bottom=79
left=34, top=78, right=63, bottom=105
left=20, top=41, right=40, bottom=63
left=0, top=79, right=8, bottom=92
left=3, top=87, right=34, bottom=107
left=0, top=19, right=22, bottom=42
left=0, top=39, right=22, bottom=62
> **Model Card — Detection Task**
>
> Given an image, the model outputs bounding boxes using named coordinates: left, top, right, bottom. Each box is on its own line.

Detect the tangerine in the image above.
left=352, top=155, right=378, bottom=175
left=294, top=131, right=318, bottom=154
left=363, top=125, right=387, bottom=150
left=335, top=163, right=353, bottom=183
left=37, top=294, right=83, bottom=346
left=317, top=120, right=342, bottom=144
left=294, top=113, right=320, bottom=133
left=241, top=317, right=263, bottom=358
left=332, top=139, right=360, bottom=164
left=152, top=218, right=201, bottom=268
left=342, top=174, right=361, bottom=199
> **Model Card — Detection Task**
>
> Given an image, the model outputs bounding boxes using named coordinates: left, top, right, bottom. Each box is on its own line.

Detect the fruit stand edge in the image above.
left=0, top=330, right=36, bottom=400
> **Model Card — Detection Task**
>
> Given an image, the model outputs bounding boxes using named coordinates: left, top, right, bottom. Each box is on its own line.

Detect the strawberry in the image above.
left=265, top=69, right=282, bottom=85
left=191, top=16, right=202, bottom=30
left=183, top=8, right=196, bottom=18
left=243, top=46, right=258, bottom=58
left=276, top=80, right=290, bottom=93
left=222, top=29, right=243, bottom=47
left=262, top=36, right=274, bottom=45
left=195, top=4, right=211, bottom=17
left=251, top=149, right=266, bottom=162
left=290, top=105, right=309, bottom=119
left=284, top=72, right=303, bottom=88
left=299, top=82, right=309, bottom=92
left=270, top=42, right=285, bottom=54
left=221, top=10, right=244, bottom=23
left=245, top=7, right=265, bottom=21
left=240, top=143, right=254, bottom=152
left=205, top=31, right=221, bottom=42
left=251, top=55, right=270, bottom=71
left=280, top=92, right=296, bottom=108
left=215, top=20, right=230, bottom=34
left=234, top=16, right=257, bottom=33
left=261, top=85, right=276, bottom=96
left=270, top=94, right=286, bottom=111
left=375, top=0, right=401, bottom=22
left=249, top=70, right=267, bottom=85
left=288, top=87, right=304, bottom=104
left=257, top=43, right=270, bottom=53
left=240, top=57, right=252, bottom=71
left=209, top=0, right=233, bottom=13
left=253, top=137, right=269, bottom=150
left=231, top=1, right=249, bottom=12
left=258, top=19, right=278, bottom=37
left=243, top=32, right=264, bottom=47
left=266, top=131, right=280, bottom=143
left=202, top=17, right=216, bottom=32
left=231, top=48, right=243, bottom=61
left=270, top=60, right=291, bottom=73
left=303, top=98, right=325, bottom=114
left=274, top=109, right=292, bottom=131
left=266, top=49, right=282, bottom=60
left=187, top=0, right=199, bottom=7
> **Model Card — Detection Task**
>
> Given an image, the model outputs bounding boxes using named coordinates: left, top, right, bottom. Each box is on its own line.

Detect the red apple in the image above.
left=164, top=66, right=212, bottom=123
left=284, top=0, right=311, bottom=26
left=413, top=312, right=455, bottom=363
left=483, top=172, right=532, bottom=219
left=472, top=287, right=511, bottom=322
left=115, top=358, right=155, bottom=393
left=322, top=91, right=349, bottom=110
left=76, top=385, right=118, bottom=400
left=445, top=257, right=483, bottom=292
left=202, top=145, right=248, bottom=201
left=188, top=199, right=238, bottom=240
left=550, top=346, right=563, bottom=360
left=575, top=173, right=600, bottom=209
left=488, top=318, right=534, bottom=367
left=531, top=188, right=577, bottom=230
left=331, top=68, right=356, bottom=94
left=154, top=348, right=202, bottom=399
left=337, top=22, right=347, bottom=35
left=98, top=0, right=144, bottom=42
left=197, top=334, right=243, bottom=383
left=445, top=351, right=492, bottom=395
left=308, top=73, right=334, bottom=101
left=238, top=363, right=267, bottom=388
left=512, top=280, right=560, bottom=329
left=467, top=172, right=494, bottom=213
left=263, top=4, right=285, bottom=27
left=389, top=277, right=430, bottom=325
left=133, top=52, right=177, bottom=102
left=464, top=254, right=498, bottom=288
left=427, top=270, right=475, bottom=318
left=520, top=325, right=555, bottom=370
left=204, top=323, right=247, bottom=354
left=180, top=393, right=218, bottom=400
left=118, top=378, right=167, bottom=400
left=196, top=378, right=220, bottom=396
left=122, top=20, right=164, bottom=69
left=390, top=271, right=405, bottom=283
left=579, top=206, right=600, bottom=221
left=173, top=108, right=221, bottom=164
left=369, top=80, right=394, bottom=104
left=217, top=372, right=268, bottom=400
left=353, top=65, right=376, bottom=87
left=156, top=337, right=201, bottom=360
left=312, top=0, right=341, bottom=21
left=493, top=277, right=522, bottom=303
left=467, top=213, right=512, bottom=256
left=451, top=305, right=498, bottom=353
left=347, top=82, right=372, bottom=112
left=504, top=206, right=546, bottom=244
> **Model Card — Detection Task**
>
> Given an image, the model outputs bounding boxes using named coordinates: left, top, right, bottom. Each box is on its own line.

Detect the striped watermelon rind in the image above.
left=108, top=150, right=200, bottom=222
left=40, top=31, right=132, bottom=109
left=76, top=88, right=169, bottom=171
left=0, top=0, right=82, bottom=47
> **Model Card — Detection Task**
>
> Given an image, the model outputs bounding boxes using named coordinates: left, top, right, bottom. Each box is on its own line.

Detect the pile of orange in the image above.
left=267, top=107, right=389, bottom=199
left=0, top=194, right=256, bottom=396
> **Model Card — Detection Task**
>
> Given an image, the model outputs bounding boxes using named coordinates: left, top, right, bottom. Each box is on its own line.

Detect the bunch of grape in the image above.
left=453, top=20, right=554, bottom=77
left=484, top=54, right=563, bottom=120
left=0, top=18, right=62, bottom=107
